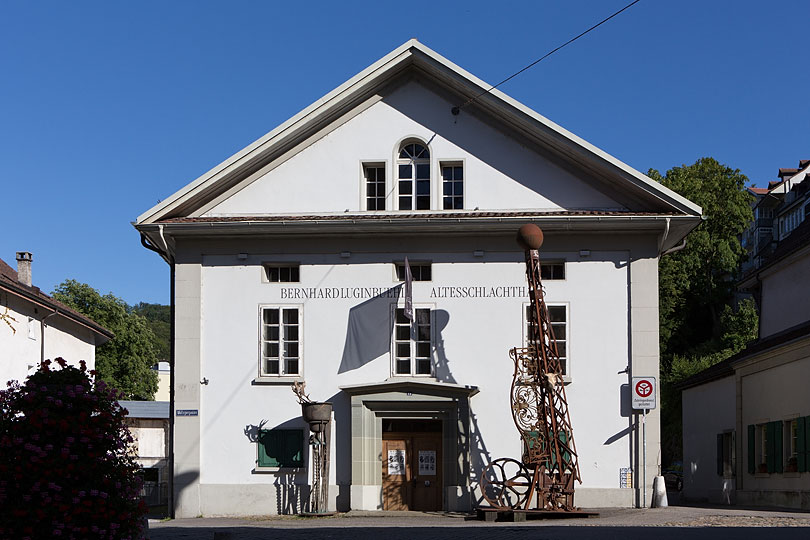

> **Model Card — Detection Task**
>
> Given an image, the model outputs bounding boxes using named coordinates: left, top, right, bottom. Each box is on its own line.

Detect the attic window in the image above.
left=264, top=264, right=300, bottom=283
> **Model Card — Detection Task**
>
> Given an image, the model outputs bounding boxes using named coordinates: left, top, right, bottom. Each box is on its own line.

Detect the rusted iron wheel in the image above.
left=481, top=458, right=532, bottom=509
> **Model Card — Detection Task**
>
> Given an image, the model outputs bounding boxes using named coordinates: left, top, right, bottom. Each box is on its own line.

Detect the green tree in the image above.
left=53, top=280, right=159, bottom=400
left=649, top=158, right=755, bottom=364
left=650, top=158, right=758, bottom=466
left=131, top=302, right=170, bottom=363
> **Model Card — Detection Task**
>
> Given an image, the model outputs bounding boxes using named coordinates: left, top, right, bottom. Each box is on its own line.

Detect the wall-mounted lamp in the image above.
left=200, top=377, right=209, bottom=385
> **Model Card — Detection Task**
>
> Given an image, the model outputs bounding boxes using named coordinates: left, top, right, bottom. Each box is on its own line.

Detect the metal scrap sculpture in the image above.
left=481, top=224, right=581, bottom=512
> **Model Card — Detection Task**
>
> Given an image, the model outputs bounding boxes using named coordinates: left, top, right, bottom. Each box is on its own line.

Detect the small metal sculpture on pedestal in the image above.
left=480, top=224, right=582, bottom=514
left=293, top=382, right=333, bottom=515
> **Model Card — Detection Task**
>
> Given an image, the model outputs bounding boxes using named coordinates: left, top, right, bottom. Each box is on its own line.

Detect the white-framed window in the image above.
left=440, top=162, right=463, bottom=210
left=717, top=431, right=735, bottom=477
left=263, top=264, right=300, bottom=283
left=523, top=303, right=568, bottom=375
left=786, top=419, right=799, bottom=472
left=260, top=306, right=301, bottom=376
left=394, top=261, right=432, bottom=281
left=397, top=141, right=430, bottom=210
left=756, top=423, right=768, bottom=473
left=392, top=306, right=432, bottom=376
left=364, top=163, right=386, bottom=210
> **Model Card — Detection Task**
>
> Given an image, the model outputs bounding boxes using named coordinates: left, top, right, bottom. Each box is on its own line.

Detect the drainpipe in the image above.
left=40, top=310, right=58, bottom=363
left=140, top=231, right=175, bottom=517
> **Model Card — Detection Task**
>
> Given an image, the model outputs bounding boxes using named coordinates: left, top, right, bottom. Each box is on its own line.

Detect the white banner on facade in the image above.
left=418, top=450, right=436, bottom=475
left=387, top=449, right=405, bottom=475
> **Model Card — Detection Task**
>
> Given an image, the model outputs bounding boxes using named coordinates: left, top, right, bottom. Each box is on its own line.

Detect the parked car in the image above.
left=663, top=461, right=683, bottom=491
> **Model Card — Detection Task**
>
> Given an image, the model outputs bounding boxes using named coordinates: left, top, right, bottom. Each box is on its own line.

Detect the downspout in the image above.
left=40, top=309, right=59, bottom=363
left=140, top=229, right=175, bottom=517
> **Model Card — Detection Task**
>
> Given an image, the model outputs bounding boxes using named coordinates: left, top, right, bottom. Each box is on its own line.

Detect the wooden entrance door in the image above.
left=382, top=420, right=442, bottom=511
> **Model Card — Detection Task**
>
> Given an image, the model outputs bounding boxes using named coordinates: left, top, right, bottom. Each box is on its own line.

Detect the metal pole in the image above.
left=642, top=408, right=647, bottom=508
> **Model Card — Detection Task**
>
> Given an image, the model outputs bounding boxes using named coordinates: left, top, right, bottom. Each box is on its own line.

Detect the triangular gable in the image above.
left=136, top=39, right=701, bottom=226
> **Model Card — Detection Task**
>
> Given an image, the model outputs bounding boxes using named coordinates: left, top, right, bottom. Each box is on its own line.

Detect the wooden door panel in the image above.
left=382, top=439, right=410, bottom=510
left=412, top=434, right=442, bottom=511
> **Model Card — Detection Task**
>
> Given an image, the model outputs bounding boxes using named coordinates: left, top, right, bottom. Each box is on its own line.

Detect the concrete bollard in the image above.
left=651, top=475, right=668, bottom=508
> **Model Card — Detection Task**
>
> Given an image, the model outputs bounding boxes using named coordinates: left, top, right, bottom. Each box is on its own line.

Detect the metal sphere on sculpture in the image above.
left=517, top=224, right=544, bottom=250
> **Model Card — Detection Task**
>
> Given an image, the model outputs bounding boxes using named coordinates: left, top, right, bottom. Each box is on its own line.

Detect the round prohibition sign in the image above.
left=635, top=380, right=653, bottom=398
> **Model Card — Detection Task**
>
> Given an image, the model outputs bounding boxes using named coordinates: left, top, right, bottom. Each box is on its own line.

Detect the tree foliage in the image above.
left=0, top=358, right=146, bottom=539
left=53, top=280, right=158, bottom=400
left=131, top=302, right=170, bottom=363
left=649, top=158, right=755, bottom=364
left=650, top=158, right=758, bottom=465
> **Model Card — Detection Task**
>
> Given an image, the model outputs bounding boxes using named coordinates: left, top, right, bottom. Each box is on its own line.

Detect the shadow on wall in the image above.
left=468, top=408, right=492, bottom=508
left=243, top=417, right=310, bottom=514
left=325, top=391, right=352, bottom=512
left=433, top=309, right=456, bottom=384
left=338, top=286, right=402, bottom=374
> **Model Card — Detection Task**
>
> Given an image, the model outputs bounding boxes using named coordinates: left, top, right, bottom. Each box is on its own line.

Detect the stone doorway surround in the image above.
left=340, top=380, right=479, bottom=512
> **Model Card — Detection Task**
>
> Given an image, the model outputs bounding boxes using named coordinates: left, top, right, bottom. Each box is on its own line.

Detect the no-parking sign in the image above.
left=631, top=377, right=656, bottom=410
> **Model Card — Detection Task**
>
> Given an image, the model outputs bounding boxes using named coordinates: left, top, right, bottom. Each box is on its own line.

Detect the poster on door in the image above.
left=418, top=450, right=436, bottom=475
left=387, top=449, right=405, bottom=475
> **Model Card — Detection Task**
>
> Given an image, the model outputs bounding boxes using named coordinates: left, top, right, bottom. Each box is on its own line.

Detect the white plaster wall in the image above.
left=681, top=376, right=735, bottom=501
left=759, top=253, right=810, bottom=338
left=205, top=81, right=623, bottom=216
left=195, top=239, right=631, bottom=498
left=131, top=420, right=167, bottom=459
left=740, top=352, right=810, bottom=492
left=0, top=292, right=96, bottom=386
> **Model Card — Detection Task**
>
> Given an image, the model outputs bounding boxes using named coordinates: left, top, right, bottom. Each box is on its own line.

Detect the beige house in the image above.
left=1, top=252, right=112, bottom=385
left=681, top=216, right=810, bottom=508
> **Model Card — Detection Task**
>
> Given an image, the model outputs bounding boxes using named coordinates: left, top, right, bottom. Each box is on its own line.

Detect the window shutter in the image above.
left=716, top=434, right=724, bottom=476
left=798, top=417, right=807, bottom=473
left=747, top=424, right=755, bottom=474
left=258, top=429, right=304, bottom=468
left=774, top=420, right=783, bottom=473
left=766, top=422, right=776, bottom=473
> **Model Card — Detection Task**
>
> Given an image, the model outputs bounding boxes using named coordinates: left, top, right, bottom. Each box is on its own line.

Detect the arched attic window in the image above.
left=397, top=141, right=430, bottom=210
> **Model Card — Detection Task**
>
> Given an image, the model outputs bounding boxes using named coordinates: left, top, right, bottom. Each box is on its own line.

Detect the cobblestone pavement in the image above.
left=148, top=506, right=810, bottom=540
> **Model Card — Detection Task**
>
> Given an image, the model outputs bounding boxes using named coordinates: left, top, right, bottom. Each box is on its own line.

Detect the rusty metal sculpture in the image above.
left=481, top=224, right=582, bottom=512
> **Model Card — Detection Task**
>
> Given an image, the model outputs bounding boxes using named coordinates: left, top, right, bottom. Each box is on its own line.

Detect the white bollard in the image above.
left=651, top=475, right=668, bottom=508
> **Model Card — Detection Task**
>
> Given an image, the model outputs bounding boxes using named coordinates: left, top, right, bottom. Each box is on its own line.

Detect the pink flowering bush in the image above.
left=0, top=358, right=146, bottom=540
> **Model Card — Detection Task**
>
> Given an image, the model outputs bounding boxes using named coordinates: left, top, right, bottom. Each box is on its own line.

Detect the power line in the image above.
left=452, top=0, right=643, bottom=115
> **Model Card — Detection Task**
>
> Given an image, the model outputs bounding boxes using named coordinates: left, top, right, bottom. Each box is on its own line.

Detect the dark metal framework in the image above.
left=481, top=238, right=581, bottom=511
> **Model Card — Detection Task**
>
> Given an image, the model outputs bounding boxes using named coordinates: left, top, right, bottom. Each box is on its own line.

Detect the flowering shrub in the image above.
left=0, top=358, right=146, bottom=539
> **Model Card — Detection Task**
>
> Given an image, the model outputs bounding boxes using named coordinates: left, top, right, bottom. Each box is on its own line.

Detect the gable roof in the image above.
left=136, top=40, right=701, bottom=228
left=0, top=257, right=113, bottom=343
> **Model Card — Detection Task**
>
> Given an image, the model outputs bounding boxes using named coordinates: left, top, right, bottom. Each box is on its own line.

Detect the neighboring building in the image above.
left=0, top=252, right=112, bottom=384
left=121, top=400, right=170, bottom=507
left=134, top=40, right=702, bottom=517
left=153, top=361, right=171, bottom=402
left=681, top=163, right=810, bottom=509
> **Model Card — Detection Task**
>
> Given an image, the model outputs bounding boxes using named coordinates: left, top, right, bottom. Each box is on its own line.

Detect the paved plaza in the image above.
left=148, top=504, right=810, bottom=540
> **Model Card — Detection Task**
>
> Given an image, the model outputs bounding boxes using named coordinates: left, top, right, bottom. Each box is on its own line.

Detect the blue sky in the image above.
left=1, top=1, right=807, bottom=305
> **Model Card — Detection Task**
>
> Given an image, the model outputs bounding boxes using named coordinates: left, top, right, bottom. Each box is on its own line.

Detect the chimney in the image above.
left=16, top=252, right=32, bottom=287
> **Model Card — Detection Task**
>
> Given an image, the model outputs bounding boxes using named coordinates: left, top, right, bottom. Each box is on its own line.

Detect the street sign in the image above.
left=631, top=377, right=656, bottom=410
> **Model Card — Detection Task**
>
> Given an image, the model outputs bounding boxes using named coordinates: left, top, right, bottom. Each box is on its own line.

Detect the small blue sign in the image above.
left=176, top=409, right=199, bottom=417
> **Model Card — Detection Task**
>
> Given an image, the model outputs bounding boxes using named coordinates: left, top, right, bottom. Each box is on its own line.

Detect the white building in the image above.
left=135, top=40, right=701, bottom=517
left=681, top=200, right=810, bottom=508
left=1, top=253, right=112, bottom=384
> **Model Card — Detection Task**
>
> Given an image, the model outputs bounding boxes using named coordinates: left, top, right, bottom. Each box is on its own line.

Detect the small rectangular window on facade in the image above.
left=264, top=264, right=300, bottom=283
left=524, top=304, right=568, bottom=375
left=540, top=262, right=565, bottom=280
left=395, top=262, right=431, bottom=281
left=393, top=307, right=431, bottom=376
left=786, top=419, right=799, bottom=472
left=364, top=164, right=386, bottom=211
left=257, top=429, right=304, bottom=469
left=260, top=307, right=301, bottom=377
left=716, top=431, right=735, bottom=477
left=441, top=163, right=463, bottom=210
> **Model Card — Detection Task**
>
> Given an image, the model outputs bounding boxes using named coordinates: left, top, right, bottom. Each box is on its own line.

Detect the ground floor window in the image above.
left=393, top=306, right=431, bottom=376
left=260, top=306, right=301, bottom=376
left=524, top=303, right=568, bottom=375
left=257, top=429, right=304, bottom=469
left=749, top=421, right=783, bottom=474
left=716, top=431, right=735, bottom=476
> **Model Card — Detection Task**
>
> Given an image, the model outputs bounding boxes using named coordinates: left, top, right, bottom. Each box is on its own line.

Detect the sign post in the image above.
left=631, top=377, right=656, bottom=508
